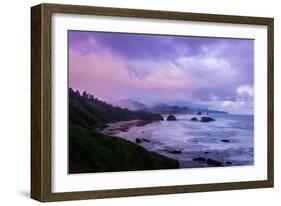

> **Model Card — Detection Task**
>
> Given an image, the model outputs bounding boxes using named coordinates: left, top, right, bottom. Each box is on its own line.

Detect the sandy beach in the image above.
left=100, top=119, right=155, bottom=135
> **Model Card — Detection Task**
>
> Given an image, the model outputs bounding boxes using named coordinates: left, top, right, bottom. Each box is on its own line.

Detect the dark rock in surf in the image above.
left=190, top=117, right=199, bottom=121
left=225, top=161, right=232, bottom=165
left=135, top=138, right=141, bottom=144
left=193, top=157, right=206, bottom=162
left=136, top=138, right=150, bottom=144
left=197, top=111, right=202, bottom=115
left=200, top=116, right=215, bottom=122
left=166, top=150, right=182, bottom=154
left=141, top=138, right=150, bottom=142
left=121, top=128, right=128, bottom=132
left=221, top=139, right=230, bottom=143
left=207, top=159, right=222, bottom=166
left=167, top=115, right=177, bottom=121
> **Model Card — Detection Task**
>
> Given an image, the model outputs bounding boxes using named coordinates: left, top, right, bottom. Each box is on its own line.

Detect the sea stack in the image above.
left=167, top=115, right=177, bottom=121
left=200, top=116, right=215, bottom=122
left=190, top=117, right=199, bottom=121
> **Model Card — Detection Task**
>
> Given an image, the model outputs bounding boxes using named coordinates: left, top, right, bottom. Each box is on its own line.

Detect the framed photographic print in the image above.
left=31, top=3, right=274, bottom=202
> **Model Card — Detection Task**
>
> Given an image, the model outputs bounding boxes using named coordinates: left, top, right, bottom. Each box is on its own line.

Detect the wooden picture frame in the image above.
left=31, top=3, right=274, bottom=202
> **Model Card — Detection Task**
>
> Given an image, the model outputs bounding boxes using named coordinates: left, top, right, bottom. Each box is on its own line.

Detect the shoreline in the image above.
left=100, top=116, right=254, bottom=168
left=99, top=115, right=253, bottom=169
left=99, top=119, right=156, bottom=135
left=69, top=123, right=180, bottom=173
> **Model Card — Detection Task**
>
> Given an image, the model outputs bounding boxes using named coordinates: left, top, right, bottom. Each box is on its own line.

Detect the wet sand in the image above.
left=100, top=119, right=155, bottom=135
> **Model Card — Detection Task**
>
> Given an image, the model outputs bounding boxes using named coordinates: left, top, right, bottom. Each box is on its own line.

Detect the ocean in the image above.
left=116, top=114, right=254, bottom=168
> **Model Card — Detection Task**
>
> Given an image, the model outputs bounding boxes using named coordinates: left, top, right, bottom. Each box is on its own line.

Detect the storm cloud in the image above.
left=69, top=31, right=254, bottom=114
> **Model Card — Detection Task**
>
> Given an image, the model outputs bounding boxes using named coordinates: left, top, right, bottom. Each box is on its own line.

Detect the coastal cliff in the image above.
left=68, top=88, right=179, bottom=173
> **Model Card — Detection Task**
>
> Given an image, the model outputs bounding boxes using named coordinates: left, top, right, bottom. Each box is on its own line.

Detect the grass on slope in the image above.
left=69, top=123, right=179, bottom=173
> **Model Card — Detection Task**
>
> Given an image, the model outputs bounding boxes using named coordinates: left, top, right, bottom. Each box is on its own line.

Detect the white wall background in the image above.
left=0, top=0, right=279, bottom=205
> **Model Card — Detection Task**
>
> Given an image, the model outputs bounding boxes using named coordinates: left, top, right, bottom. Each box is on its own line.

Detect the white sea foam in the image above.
left=117, top=114, right=254, bottom=168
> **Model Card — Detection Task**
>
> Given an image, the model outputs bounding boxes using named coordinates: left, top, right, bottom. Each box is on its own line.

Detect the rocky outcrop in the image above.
left=141, top=138, right=150, bottom=142
left=197, top=111, right=202, bottom=115
left=193, top=157, right=206, bottom=162
left=167, top=115, right=177, bottom=121
left=166, top=149, right=182, bottom=154
left=190, top=117, right=199, bottom=121
left=136, top=138, right=150, bottom=144
left=207, top=159, right=222, bottom=166
left=135, top=138, right=141, bottom=144
left=200, top=116, right=215, bottom=122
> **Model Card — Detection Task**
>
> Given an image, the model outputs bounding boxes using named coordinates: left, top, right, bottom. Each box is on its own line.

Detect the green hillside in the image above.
left=69, top=88, right=164, bottom=129
left=68, top=88, right=179, bottom=173
left=69, top=123, right=179, bottom=173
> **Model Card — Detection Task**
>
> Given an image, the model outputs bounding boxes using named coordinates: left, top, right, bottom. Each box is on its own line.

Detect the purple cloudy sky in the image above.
left=68, top=31, right=254, bottom=114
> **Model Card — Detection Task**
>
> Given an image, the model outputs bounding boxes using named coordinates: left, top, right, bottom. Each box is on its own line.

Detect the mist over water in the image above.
left=116, top=114, right=254, bottom=168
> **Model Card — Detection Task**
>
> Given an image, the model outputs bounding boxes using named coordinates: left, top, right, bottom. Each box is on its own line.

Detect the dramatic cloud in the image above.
left=69, top=31, right=254, bottom=114
left=237, top=85, right=254, bottom=97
